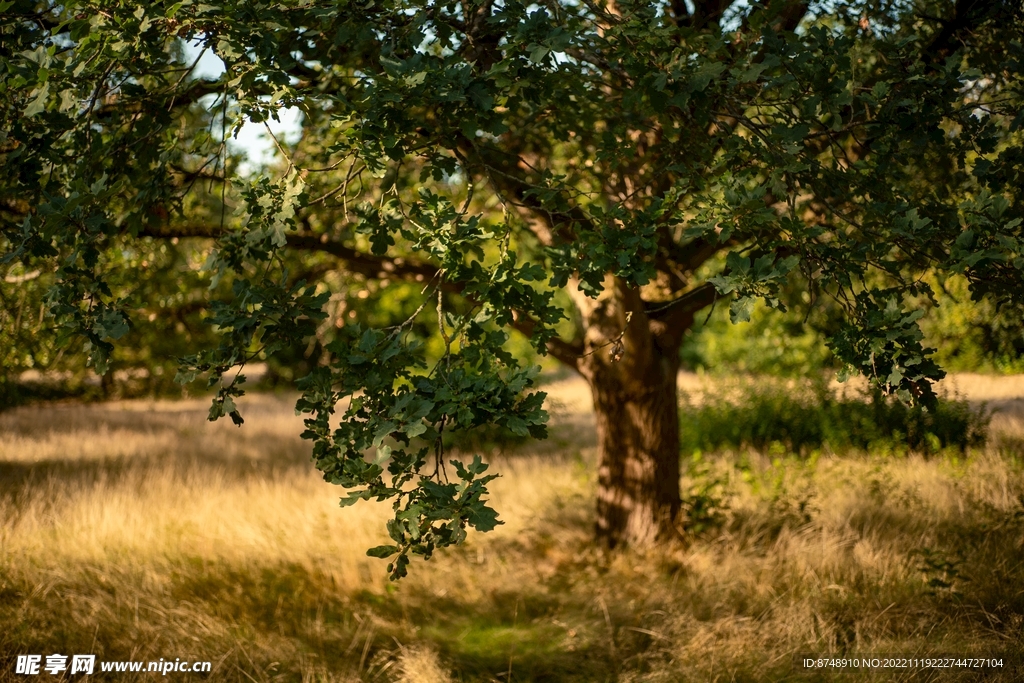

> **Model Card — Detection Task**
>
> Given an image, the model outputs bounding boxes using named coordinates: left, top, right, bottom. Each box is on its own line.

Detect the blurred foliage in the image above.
left=680, top=274, right=840, bottom=377
left=1, top=239, right=228, bottom=405
left=918, top=274, right=1024, bottom=374
left=5, top=260, right=1020, bottom=407
left=682, top=271, right=1024, bottom=377
left=0, top=234, right=551, bottom=408
left=680, top=379, right=991, bottom=457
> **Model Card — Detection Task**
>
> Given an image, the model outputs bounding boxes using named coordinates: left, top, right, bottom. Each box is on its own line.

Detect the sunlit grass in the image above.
left=1, top=378, right=1023, bottom=682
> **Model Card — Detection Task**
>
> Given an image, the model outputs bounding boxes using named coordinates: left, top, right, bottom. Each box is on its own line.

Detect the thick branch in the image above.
left=509, top=311, right=584, bottom=372
left=292, top=233, right=585, bottom=371
left=658, top=235, right=723, bottom=283
left=690, top=0, right=734, bottom=29
left=647, top=281, right=719, bottom=350
left=924, top=0, right=1002, bottom=62
left=136, top=224, right=223, bottom=239
left=285, top=233, right=438, bottom=282
left=458, top=139, right=588, bottom=245
left=138, top=224, right=582, bottom=369
left=136, top=225, right=439, bottom=282
left=770, top=0, right=809, bottom=33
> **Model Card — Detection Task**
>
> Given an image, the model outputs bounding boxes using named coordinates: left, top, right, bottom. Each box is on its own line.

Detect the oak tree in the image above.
left=2, top=0, right=1022, bottom=577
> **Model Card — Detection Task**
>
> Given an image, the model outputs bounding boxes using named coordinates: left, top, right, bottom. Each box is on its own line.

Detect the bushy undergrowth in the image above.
left=680, top=380, right=991, bottom=456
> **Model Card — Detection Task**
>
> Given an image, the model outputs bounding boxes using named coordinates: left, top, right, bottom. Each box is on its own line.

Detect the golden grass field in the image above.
left=1, top=373, right=1023, bottom=682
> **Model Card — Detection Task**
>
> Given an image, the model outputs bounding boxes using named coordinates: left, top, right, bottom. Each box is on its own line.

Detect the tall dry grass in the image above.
left=1, top=379, right=1022, bottom=682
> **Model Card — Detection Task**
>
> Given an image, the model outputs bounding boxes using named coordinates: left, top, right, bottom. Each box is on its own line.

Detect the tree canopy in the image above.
left=2, top=0, right=1023, bottom=577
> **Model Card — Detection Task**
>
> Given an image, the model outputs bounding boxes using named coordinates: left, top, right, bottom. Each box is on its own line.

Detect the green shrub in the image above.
left=680, top=381, right=990, bottom=456
left=680, top=454, right=730, bottom=535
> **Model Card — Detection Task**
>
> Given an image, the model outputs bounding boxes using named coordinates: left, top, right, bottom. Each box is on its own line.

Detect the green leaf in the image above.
left=467, top=502, right=501, bottom=532
left=730, top=296, right=755, bottom=323
left=529, top=46, right=550, bottom=64
left=24, top=83, right=49, bottom=117
left=93, top=309, right=129, bottom=341
left=689, top=62, right=725, bottom=92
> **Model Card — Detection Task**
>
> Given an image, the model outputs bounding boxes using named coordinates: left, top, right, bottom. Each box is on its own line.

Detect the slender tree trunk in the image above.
left=572, top=278, right=687, bottom=547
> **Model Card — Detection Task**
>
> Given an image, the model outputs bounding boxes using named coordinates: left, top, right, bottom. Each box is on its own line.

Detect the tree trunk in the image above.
left=572, top=278, right=687, bottom=548
left=589, top=354, right=682, bottom=546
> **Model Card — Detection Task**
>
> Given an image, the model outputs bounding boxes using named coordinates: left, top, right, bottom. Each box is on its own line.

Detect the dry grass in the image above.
left=1, top=379, right=1023, bottom=682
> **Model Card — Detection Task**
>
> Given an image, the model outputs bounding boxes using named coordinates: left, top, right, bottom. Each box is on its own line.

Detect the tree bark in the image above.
left=589, top=355, right=682, bottom=546
left=573, top=278, right=686, bottom=547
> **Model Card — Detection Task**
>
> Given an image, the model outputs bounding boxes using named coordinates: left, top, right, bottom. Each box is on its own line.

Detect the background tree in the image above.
left=2, top=0, right=1022, bottom=577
